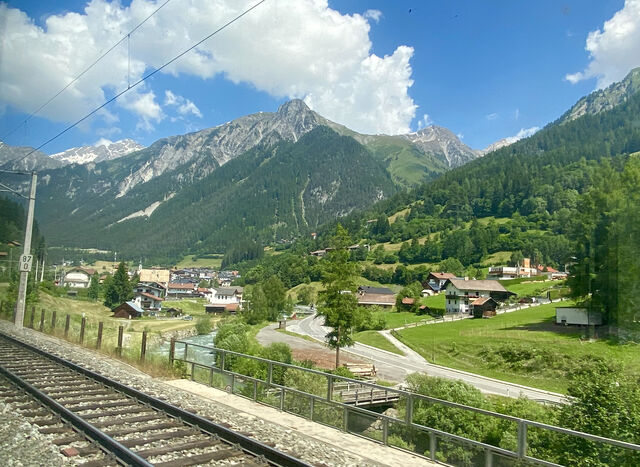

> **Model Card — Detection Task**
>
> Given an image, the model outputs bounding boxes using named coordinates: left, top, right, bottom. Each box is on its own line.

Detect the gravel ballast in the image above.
left=0, top=321, right=419, bottom=466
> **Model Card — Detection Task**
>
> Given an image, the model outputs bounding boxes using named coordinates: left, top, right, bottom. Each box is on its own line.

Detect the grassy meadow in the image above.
left=0, top=286, right=217, bottom=375
left=394, top=301, right=640, bottom=393
left=175, top=254, right=223, bottom=269
left=353, top=330, right=403, bottom=354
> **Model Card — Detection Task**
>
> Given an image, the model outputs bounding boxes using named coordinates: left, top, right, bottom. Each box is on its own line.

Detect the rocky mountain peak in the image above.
left=404, top=125, right=480, bottom=167
left=277, top=98, right=311, bottom=115
left=559, top=67, right=640, bottom=124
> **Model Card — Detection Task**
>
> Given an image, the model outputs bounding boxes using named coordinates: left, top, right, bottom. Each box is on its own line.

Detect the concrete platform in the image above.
left=166, top=379, right=437, bottom=467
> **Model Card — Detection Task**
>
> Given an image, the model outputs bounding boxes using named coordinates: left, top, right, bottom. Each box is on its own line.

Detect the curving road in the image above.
left=285, top=311, right=567, bottom=405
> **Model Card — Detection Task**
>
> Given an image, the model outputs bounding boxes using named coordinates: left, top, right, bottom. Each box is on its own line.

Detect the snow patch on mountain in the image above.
left=51, top=139, right=144, bottom=165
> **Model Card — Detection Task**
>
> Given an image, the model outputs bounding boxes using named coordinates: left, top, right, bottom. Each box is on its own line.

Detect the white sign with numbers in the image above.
left=19, top=255, right=33, bottom=272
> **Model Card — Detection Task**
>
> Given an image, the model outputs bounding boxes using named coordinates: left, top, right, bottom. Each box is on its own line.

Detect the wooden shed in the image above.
left=112, top=301, right=143, bottom=319
left=471, top=297, right=498, bottom=318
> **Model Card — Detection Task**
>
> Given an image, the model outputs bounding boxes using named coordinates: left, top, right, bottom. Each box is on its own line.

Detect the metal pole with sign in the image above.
left=15, top=172, right=37, bottom=329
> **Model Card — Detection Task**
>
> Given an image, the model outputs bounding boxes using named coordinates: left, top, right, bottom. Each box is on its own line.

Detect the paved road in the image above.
left=285, top=312, right=568, bottom=405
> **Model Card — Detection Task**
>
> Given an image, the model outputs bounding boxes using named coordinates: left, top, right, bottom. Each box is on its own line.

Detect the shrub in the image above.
left=195, top=316, right=212, bottom=335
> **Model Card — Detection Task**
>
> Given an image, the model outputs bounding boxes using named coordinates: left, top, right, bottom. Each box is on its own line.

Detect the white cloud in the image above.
left=119, top=90, right=164, bottom=131
left=503, top=126, right=540, bottom=144
left=164, top=90, right=202, bottom=118
left=457, top=133, right=464, bottom=140
left=0, top=0, right=417, bottom=135
left=364, top=9, right=382, bottom=23
left=565, top=0, right=640, bottom=88
left=486, top=113, right=498, bottom=120
left=164, top=90, right=178, bottom=106
left=514, top=108, right=520, bottom=120
left=178, top=101, right=202, bottom=118
left=416, top=113, right=433, bottom=130
left=122, top=91, right=163, bottom=120
left=93, top=137, right=113, bottom=147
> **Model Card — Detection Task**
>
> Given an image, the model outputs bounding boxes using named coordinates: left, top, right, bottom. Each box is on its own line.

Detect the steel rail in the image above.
left=0, top=331, right=311, bottom=467
left=0, top=363, right=152, bottom=467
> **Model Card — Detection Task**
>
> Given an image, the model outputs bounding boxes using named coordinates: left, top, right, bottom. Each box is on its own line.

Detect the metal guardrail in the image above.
left=171, top=339, right=640, bottom=467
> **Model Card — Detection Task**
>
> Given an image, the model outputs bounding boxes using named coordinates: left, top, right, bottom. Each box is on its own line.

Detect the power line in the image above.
left=1, top=0, right=174, bottom=142
left=10, top=0, right=268, bottom=166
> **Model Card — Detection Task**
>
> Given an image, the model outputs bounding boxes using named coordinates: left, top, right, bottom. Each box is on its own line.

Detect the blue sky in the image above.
left=1, top=0, right=638, bottom=154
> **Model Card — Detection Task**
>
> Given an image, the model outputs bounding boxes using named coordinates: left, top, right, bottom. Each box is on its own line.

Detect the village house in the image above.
left=138, top=267, right=171, bottom=289
left=217, top=271, right=240, bottom=288
left=167, top=282, right=196, bottom=298
left=537, top=265, right=568, bottom=280
left=134, top=282, right=165, bottom=311
left=112, top=301, right=144, bottom=319
left=357, top=286, right=396, bottom=308
left=443, top=279, right=513, bottom=314
left=205, top=286, right=244, bottom=313
left=62, top=267, right=96, bottom=288
left=422, top=272, right=457, bottom=295
left=487, top=258, right=538, bottom=280
left=310, top=249, right=327, bottom=257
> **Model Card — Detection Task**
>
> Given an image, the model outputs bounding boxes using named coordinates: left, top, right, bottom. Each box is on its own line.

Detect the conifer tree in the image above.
left=103, top=262, right=133, bottom=308
left=317, top=224, right=359, bottom=368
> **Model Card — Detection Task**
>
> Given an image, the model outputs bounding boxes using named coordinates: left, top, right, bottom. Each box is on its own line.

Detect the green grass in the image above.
left=480, top=251, right=513, bottom=266
left=163, top=298, right=209, bottom=316
left=175, top=254, right=223, bottom=269
left=373, top=310, right=433, bottom=329
left=503, top=280, right=560, bottom=297
left=388, top=207, right=411, bottom=223
left=420, top=293, right=445, bottom=309
left=395, top=302, right=640, bottom=393
left=353, top=330, right=403, bottom=354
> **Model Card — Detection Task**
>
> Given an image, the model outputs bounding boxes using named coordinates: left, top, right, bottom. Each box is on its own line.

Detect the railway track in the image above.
left=0, top=332, right=310, bottom=467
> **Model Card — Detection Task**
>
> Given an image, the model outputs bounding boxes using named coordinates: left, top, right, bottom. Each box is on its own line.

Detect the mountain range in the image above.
left=2, top=66, right=638, bottom=264
left=0, top=99, right=481, bottom=262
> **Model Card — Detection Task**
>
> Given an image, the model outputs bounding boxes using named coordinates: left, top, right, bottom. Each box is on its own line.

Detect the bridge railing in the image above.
left=171, top=339, right=640, bottom=467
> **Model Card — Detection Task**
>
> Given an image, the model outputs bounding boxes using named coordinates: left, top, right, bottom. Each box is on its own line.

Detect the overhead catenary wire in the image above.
left=1, top=0, right=174, bottom=142
left=10, top=0, right=268, bottom=166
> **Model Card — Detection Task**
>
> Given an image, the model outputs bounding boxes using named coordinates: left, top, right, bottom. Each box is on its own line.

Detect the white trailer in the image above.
left=555, top=307, right=603, bottom=326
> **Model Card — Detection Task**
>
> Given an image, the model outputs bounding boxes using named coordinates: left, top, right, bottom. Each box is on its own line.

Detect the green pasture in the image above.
left=394, top=302, right=640, bottom=393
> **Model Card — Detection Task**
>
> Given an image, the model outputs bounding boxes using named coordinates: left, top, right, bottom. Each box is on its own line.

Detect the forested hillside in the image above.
left=0, top=197, right=46, bottom=275
left=40, top=127, right=395, bottom=263
left=230, top=82, right=640, bottom=335
left=312, top=88, right=640, bottom=268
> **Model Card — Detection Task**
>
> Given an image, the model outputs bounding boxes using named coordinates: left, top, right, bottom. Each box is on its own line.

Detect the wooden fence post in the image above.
left=117, top=325, right=124, bottom=356
left=51, top=310, right=57, bottom=331
left=140, top=331, right=147, bottom=362
left=169, top=337, right=176, bottom=365
left=64, top=314, right=70, bottom=338
left=79, top=316, right=86, bottom=344
left=96, top=322, right=103, bottom=350
left=29, top=306, right=35, bottom=328
left=39, top=309, right=45, bottom=332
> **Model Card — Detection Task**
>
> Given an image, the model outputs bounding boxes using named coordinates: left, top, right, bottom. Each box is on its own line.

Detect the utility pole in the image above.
left=15, top=171, right=37, bottom=329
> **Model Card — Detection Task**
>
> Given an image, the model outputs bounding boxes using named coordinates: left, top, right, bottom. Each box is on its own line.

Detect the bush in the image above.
left=195, top=316, right=213, bottom=335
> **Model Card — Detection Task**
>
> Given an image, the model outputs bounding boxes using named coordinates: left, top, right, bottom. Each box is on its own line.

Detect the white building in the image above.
left=205, top=287, right=244, bottom=313
left=444, top=279, right=512, bottom=314
left=62, top=267, right=96, bottom=288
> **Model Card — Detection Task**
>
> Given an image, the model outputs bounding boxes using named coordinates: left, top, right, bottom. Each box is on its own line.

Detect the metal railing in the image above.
left=170, top=339, right=640, bottom=467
